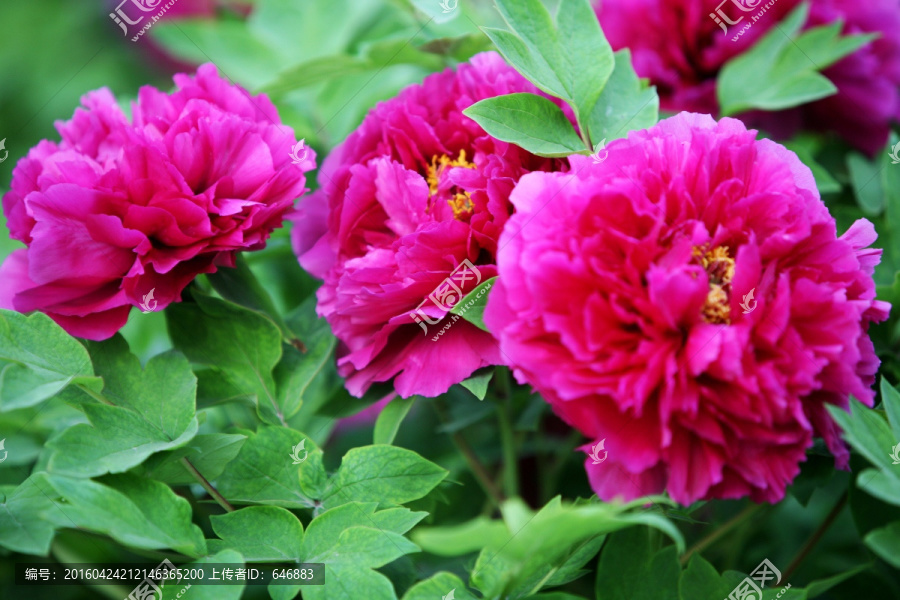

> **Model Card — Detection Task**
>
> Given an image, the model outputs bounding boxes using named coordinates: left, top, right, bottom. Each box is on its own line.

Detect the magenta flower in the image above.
left=484, top=112, right=890, bottom=504
left=1, top=64, right=313, bottom=340
left=595, top=0, right=900, bottom=155
left=292, top=52, right=567, bottom=399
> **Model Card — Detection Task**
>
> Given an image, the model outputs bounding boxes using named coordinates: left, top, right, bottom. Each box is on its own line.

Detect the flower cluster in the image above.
left=1, top=64, right=312, bottom=340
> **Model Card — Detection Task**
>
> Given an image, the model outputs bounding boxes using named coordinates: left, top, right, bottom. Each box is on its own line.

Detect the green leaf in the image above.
left=881, top=377, right=900, bottom=441
left=470, top=497, right=682, bottom=599
left=412, top=515, right=510, bottom=556
left=209, top=506, right=303, bottom=561
left=217, top=426, right=325, bottom=509
left=207, top=254, right=296, bottom=343
left=263, top=37, right=442, bottom=95
left=322, top=445, right=447, bottom=510
left=159, top=550, right=246, bottom=600
left=45, top=339, right=199, bottom=477
left=847, top=152, right=885, bottom=216
left=678, top=555, right=734, bottom=600
left=859, top=468, right=900, bottom=507
left=460, top=368, right=494, bottom=401
left=0, top=477, right=59, bottom=554
left=0, top=309, right=102, bottom=411
left=804, top=564, right=870, bottom=597
left=491, top=0, right=615, bottom=126
left=401, top=572, right=477, bottom=600
left=865, top=521, right=900, bottom=568
left=419, top=34, right=494, bottom=62
left=587, top=50, right=659, bottom=143
left=463, top=94, right=584, bottom=157
left=142, top=433, right=247, bottom=485
left=595, top=528, right=679, bottom=600
left=449, top=277, right=496, bottom=331
left=718, top=3, right=875, bottom=115
left=4, top=473, right=206, bottom=556
left=301, top=502, right=422, bottom=600
left=374, top=395, right=416, bottom=445
left=781, top=136, right=841, bottom=195
left=167, top=290, right=287, bottom=425
left=275, top=296, right=338, bottom=420
left=827, top=398, right=898, bottom=474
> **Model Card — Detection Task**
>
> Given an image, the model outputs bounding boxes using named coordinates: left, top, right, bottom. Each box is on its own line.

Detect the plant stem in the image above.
left=496, top=368, right=519, bottom=498
left=431, top=397, right=504, bottom=506
left=450, top=430, right=505, bottom=506
left=680, top=503, right=763, bottom=565
left=180, top=457, right=234, bottom=512
left=782, top=491, right=848, bottom=582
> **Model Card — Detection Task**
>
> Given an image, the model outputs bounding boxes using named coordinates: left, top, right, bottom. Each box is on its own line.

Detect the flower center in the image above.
left=693, top=245, right=735, bottom=324
left=425, top=150, right=476, bottom=220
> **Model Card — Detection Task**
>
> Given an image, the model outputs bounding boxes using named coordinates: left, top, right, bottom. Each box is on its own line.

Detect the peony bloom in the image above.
left=1, top=63, right=312, bottom=340
left=595, top=0, right=900, bottom=155
left=293, top=51, right=567, bottom=398
left=484, top=112, right=890, bottom=504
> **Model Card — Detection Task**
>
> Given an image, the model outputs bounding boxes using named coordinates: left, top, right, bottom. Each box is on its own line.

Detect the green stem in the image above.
left=496, top=368, right=519, bottom=498
left=180, top=457, right=234, bottom=512
left=432, top=398, right=504, bottom=506
left=75, top=384, right=113, bottom=405
left=680, top=503, right=763, bottom=565
left=782, top=491, right=848, bottom=582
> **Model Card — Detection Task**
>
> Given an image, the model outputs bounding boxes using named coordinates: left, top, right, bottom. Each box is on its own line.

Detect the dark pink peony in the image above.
left=595, top=0, right=900, bottom=154
left=484, top=112, right=890, bottom=504
left=292, top=52, right=567, bottom=399
left=1, top=64, right=313, bottom=340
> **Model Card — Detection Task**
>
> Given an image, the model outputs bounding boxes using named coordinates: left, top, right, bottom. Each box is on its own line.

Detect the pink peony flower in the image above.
left=484, top=112, right=890, bottom=504
left=292, top=52, right=567, bottom=398
left=1, top=64, right=313, bottom=340
left=595, top=0, right=900, bottom=155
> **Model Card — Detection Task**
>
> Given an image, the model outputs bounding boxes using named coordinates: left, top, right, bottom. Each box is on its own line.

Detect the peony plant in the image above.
left=0, top=0, right=899, bottom=598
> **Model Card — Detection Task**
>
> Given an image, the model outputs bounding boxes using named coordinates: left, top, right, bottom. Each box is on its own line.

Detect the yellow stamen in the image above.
left=425, top=150, right=476, bottom=219
left=692, top=245, right=735, bottom=324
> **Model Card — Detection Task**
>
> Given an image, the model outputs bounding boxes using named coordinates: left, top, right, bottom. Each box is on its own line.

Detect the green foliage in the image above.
left=718, top=3, right=876, bottom=115
left=0, top=310, right=101, bottom=411
left=467, top=0, right=657, bottom=155
left=450, top=277, right=497, bottom=331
